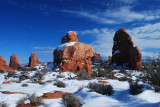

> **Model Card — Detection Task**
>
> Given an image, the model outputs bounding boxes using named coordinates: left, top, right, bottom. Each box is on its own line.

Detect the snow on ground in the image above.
left=0, top=66, right=160, bottom=107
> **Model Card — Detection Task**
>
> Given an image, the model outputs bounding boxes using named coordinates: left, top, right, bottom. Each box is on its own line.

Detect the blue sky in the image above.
left=0, top=0, right=160, bottom=64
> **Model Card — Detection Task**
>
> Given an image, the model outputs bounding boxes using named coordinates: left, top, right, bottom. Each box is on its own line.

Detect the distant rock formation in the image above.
left=28, top=52, right=40, bottom=68
left=92, top=53, right=104, bottom=63
left=54, top=31, right=94, bottom=75
left=9, top=54, right=21, bottom=70
left=108, top=56, right=112, bottom=64
left=0, top=56, right=14, bottom=72
left=111, top=28, right=142, bottom=70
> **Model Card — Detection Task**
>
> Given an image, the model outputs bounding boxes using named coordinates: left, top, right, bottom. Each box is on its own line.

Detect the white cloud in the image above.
left=79, top=22, right=160, bottom=58
left=62, top=10, right=116, bottom=24
left=62, top=7, right=160, bottom=24
left=79, top=28, right=115, bottom=57
left=33, top=46, right=55, bottom=54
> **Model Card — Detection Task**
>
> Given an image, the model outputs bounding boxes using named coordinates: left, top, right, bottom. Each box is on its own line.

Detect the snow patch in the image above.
left=137, top=90, right=160, bottom=103
left=113, top=50, right=120, bottom=56
left=56, top=42, right=77, bottom=51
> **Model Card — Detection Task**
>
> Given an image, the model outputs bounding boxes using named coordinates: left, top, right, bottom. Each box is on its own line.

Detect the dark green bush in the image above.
left=129, top=82, right=143, bottom=95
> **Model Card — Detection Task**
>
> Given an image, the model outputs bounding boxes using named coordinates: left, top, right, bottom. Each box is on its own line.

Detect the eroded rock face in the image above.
left=54, top=31, right=94, bottom=75
left=9, top=54, right=21, bottom=70
left=92, top=53, right=104, bottom=63
left=111, top=28, right=142, bottom=70
left=28, top=52, right=40, bottom=68
left=61, top=31, right=79, bottom=44
left=0, top=56, right=14, bottom=72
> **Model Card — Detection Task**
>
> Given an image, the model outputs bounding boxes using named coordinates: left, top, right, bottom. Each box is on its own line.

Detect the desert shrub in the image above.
left=27, top=93, right=43, bottom=105
left=0, top=70, right=4, bottom=73
left=142, top=54, right=160, bottom=92
left=54, top=80, right=65, bottom=88
left=17, top=94, right=43, bottom=106
left=62, top=94, right=82, bottom=107
left=103, top=64, right=115, bottom=71
left=97, top=70, right=107, bottom=77
left=30, top=68, right=37, bottom=71
left=87, top=82, right=113, bottom=95
left=19, top=75, right=28, bottom=81
left=46, top=80, right=53, bottom=83
left=38, top=81, right=45, bottom=85
left=77, top=69, right=91, bottom=80
left=57, top=74, right=65, bottom=78
left=33, top=72, right=44, bottom=82
left=145, top=71, right=160, bottom=92
left=21, top=83, right=28, bottom=87
left=97, top=70, right=116, bottom=79
left=118, top=76, right=128, bottom=81
left=129, top=82, right=143, bottom=95
left=91, top=71, right=98, bottom=78
left=0, top=101, right=8, bottom=107
left=75, top=86, right=85, bottom=93
left=7, top=71, right=16, bottom=77
left=15, top=80, right=21, bottom=83
left=119, top=69, right=127, bottom=74
left=39, top=68, right=48, bottom=74
left=17, top=97, right=26, bottom=106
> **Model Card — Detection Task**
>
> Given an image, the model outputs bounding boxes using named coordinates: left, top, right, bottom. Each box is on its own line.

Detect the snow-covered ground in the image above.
left=0, top=64, right=160, bottom=107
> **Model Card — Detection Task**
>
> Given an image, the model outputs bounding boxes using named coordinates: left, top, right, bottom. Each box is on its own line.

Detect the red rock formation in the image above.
left=28, top=52, right=40, bottom=68
left=129, top=46, right=142, bottom=70
left=61, top=31, right=79, bottom=44
left=92, top=53, right=104, bottom=63
left=108, top=56, right=112, bottom=63
left=54, top=31, right=94, bottom=75
left=111, top=28, right=142, bottom=70
left=0, top=56, right=14, bottom=72
left=9, top=54, right=21, bottom=70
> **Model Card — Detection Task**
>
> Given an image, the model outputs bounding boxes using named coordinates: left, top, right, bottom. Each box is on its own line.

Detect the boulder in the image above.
left=28, top=52, right=40, bottom=68
left=111, top=28, right=142, bottom=70
left=92, top=53, right=104, bottom=63
left=0, top=56, right=14, bottom=72
left=9, top=54, right=21, bottom=70
left=54, top=31, right=94, bottom=75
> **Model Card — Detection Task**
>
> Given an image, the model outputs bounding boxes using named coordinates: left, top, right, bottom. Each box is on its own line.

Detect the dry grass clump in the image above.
left=62, top=94, right=82, bottom=107
left=87, top=82, right=113, bottom=95
left=17, top=93, right=43, bottom=106
left=0, top=101, right=8, bottom=107
left=54, top=80, right=66, bottom=88
left=77, top=69, right=91, bottom=80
